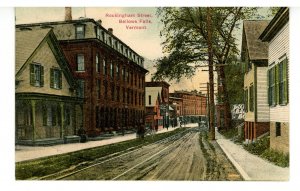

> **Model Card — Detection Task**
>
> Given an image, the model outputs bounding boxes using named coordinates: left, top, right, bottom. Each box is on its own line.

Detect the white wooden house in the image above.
left=260, top=8, right=289, bottom=154
left=241, top=20, right=270, bottom=142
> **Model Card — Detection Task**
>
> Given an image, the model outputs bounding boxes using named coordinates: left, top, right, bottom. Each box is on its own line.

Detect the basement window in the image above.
left=276, top=122, right=281, bottom=137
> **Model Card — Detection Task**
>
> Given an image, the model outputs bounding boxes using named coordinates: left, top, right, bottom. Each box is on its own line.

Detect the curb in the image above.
left=216, top=139, right=251, bottom=181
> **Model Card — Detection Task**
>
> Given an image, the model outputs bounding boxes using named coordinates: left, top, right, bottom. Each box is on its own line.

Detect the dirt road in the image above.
left=61, top=127, right=242, bottom=180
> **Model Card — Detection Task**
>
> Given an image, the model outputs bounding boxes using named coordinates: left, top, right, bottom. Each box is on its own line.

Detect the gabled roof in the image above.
left=15, top=28, right=76, bottom=88
left=242, top=20, right=270, bottom=60
left=16, top=28, right=51, bottom=74
left=145, top=87, right=162, bottom=107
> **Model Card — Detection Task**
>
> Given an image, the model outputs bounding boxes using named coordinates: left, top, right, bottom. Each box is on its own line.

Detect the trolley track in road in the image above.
left=55, top=127, right=197, bottom=180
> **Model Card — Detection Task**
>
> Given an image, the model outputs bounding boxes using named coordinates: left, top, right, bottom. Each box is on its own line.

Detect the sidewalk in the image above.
left=215, top=129, right=289, bottom=181
left=15, top=123, right=198, bottom=163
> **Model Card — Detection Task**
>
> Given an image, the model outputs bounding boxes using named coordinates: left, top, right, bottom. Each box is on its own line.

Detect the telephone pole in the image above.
left=207, top=7, right=215, bottom=140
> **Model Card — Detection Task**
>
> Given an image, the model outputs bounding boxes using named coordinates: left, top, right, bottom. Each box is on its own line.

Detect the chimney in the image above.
left=108, top=28, right=113, bottom=34
left=97, top=19, right=102, bottom=25
left=65, top=7, right=72, bottom=21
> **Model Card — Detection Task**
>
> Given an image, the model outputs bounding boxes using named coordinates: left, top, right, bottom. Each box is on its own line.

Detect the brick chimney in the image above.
left=108, top=28, right=113, bottom=34
left=65, top=7, right=72, bottom=21
left=97, top=19, right=102, bottom=25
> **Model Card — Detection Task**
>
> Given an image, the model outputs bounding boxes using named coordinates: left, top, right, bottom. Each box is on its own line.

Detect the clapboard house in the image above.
left=241, top=20, right=270, bottom=142
left=260, top=8, right=289, bottom=154
left=15, top=28, right=83, bottom=145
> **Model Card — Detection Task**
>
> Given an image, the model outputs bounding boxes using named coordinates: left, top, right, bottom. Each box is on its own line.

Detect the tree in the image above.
left=153, top=7, right=258, bottom=131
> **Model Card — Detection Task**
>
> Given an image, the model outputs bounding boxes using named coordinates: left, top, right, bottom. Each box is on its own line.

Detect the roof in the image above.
left=145, top=87, right=162, bottom=107
left=242, top=20, right=270, bottom=60
left=259, top=8, right=289, bottom=42
left=15, top=28, right=51, bottom=74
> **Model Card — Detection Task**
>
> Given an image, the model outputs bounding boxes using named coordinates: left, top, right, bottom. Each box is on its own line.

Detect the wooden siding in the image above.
left=256, top=67, right=269, bottom=122
left=268, top=23, right=289, bottom=122
left=16, top=40, right=72, bottom=96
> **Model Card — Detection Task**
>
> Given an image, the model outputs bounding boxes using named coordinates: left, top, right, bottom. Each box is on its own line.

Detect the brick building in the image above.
left=169, top=91, right=207, bottom=121
left=16, top=10, right=148, bottom=136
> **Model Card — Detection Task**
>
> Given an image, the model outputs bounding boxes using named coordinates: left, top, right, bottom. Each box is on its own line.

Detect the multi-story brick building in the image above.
left=169, top=91, right=207, bottom=121
left=16, top=9, right=148, bottom=136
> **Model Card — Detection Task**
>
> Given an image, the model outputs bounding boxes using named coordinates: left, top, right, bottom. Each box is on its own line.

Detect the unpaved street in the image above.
left=62, top=127, right=242, bottom=180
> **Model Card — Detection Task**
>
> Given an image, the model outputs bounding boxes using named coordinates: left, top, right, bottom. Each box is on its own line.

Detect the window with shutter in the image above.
left=50, top=68, right=62, bottom=89
left=30, top=63, right=43, bottom=87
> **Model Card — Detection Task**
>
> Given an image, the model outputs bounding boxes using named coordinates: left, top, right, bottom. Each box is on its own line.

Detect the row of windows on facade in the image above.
left=75, top=25, right=143, bottom=66
left=76, top=54, right=144, bottom=88
left=95, top=79, right=145, bottom=106
left=243, top=58, right=288, bottom=113
left=30, top=64, right=62, bottom=89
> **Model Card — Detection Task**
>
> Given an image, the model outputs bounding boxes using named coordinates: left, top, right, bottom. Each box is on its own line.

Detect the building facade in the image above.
left=169, top=91, right=207, bottom=122
left=16, top=16, right=148, bottom=136
left=241, top=20, right=270, bottom=142
left=145, top=81, right=170, bottom=130
left=260, top=8, right=289, bottom=154
left=15, top=28, right=83, bottom=145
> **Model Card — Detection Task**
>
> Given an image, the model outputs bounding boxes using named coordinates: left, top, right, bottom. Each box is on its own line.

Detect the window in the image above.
left=103, top=58, right=107, bottom=75
left=30, top=63, right=44, bottom=87
left=75, top=25, right=85, bottom=39
left=77, top=80, right=85, bottom=98
left=96, top=54, right=100, bottom=73
left=96, top=27, right=101, bottom=39
left=244, top=89, right=248, bottom=112
left=122, top=67, right=126, bottom=81
left=50, top=68, right=62, bottom=89
left=279, top=58, right=288, bottom=105
left=77, top=54, right=85, bottom=71
left=108, top=36, right=112, bottom=46
left=149, top=95, right=151, bottom=105
left=116, top=64, right=119, bottom=80
left=42, top=105, right=57, bottom=126
left=249, top=85, right=254, bottom=112
left=101, top=31, right=105, bottom=42
left=110, top=61, right=114, bottom=79
left=276, top=122, right=281, bottom=137
left=97, top=79, right=101, bottom=99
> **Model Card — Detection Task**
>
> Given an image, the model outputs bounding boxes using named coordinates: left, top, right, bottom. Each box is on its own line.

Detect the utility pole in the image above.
left=207, top=7, right=215, bottom=140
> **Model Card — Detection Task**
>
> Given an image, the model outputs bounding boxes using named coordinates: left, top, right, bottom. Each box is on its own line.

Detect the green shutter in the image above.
left=59, top=70, right=62, bottom=89
left=50, top=68, right=54, bottom=88
left=283, top=58, right=288, bottom=104
left=30, top=64, right=35, bottom=86
left=275, top=65, right=279, bottom=105
left=40, top=65, right=44, bottom=87
left=57, top=104, right=61, bottom=126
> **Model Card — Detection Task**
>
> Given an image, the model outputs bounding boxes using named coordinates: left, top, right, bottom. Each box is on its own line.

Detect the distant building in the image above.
left=169, top=91, right=207, bottom=123
left=145, top=81, right=170, bottom=130
left=241, top=20, right=270, bottom=142
left=15, top=28, right=83, bottom=145
left=16, top=11, right=148, bottom=136
left=260, top=8, right=289, bottom=154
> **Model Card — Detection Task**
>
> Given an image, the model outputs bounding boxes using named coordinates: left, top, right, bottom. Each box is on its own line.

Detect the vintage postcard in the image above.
left=14, top=6, right=289, bottom=183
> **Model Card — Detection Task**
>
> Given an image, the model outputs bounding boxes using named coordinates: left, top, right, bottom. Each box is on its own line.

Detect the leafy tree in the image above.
left=153, top=7, right=258, bottom=130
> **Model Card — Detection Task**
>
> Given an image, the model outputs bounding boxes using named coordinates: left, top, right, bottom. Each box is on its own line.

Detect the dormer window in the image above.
left=96, top=27, right=101, bottom=39
left=102, top=31, right=106, bottom=42
left=108, top=36, right=112, bottom=46
left=75, top=25, right=85, bottom=39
